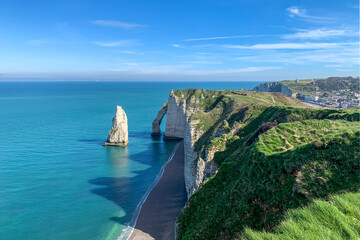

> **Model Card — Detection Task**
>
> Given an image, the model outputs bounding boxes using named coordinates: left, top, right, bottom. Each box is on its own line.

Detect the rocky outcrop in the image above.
left=104, top=106, right=129, bottom=146
left=183, top=119, right=203, bottom=196
left=151, top=103, right=168, bottom=136
left=253, top=82, right=293, bottom=97
left=164, top=90, right=187, bottom=140
left=152, top=90, right=219, bottom=197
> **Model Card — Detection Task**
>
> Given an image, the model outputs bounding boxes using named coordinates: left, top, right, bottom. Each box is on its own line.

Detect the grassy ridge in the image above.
left=174, top=90, right=306, bottom=153
left=176, top=89, right=360, bottom=240
left=243, top=192, right=360, bottom=240
left=278, top=77, right=359, bottom=96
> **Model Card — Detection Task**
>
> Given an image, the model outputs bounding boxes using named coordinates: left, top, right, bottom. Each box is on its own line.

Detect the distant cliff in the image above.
left=253, top=82, right=293, bottom=97
left=253, top=76, right=360, bottom=98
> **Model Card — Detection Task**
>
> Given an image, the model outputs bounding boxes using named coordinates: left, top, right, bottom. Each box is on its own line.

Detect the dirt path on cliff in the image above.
left=128, top=141, right=187, bottom=240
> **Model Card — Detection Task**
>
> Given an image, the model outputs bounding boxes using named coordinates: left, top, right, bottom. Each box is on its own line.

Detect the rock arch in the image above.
left=151, top=102, right=168, bottom=136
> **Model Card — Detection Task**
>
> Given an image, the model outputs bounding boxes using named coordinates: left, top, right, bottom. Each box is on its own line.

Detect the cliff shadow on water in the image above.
left=87, top=134, right=178, bottom=227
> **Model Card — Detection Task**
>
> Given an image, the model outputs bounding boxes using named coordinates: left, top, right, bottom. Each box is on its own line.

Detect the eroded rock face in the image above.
left=152, top=90, right=220, bottom=197
left=253, top=82, right=293, bottom=96
left=184, top=119, right=204, bottom=196
left=151, top=103, right=168, bottom=136
left=104, top=106, right=129, bottom=146
left=164, top=90, right=187, bottom=140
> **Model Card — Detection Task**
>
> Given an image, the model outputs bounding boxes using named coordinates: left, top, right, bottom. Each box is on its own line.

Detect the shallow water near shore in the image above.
left=0, top=81, right=260, bottom=240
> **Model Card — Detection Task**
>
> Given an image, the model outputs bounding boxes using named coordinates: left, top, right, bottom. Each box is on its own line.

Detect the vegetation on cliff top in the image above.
left=175, top=89, right=360, bottom=240
left=243, top=192, right=360, bottom=240
left=276, top=76, right=359, bottom=96
left=173, top=89, right=306, bottom=153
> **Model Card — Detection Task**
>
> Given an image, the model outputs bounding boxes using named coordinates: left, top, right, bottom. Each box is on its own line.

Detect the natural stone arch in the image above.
left=151, top=102, right=168, bottom=136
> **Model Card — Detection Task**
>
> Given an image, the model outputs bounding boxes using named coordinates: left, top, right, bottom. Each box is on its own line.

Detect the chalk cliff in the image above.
left=152, top=89, right=221, bottom=197
left=253, top=82, right=293, bottom=96
left=151, top=90, right=187, bottom=140
left=164, top=90, right=187, bottom=140
left=104, top=106, right=129, bottom=146
left=153, top=89, right=307, bottom=198
left=151, top=103, right=168, bottom=136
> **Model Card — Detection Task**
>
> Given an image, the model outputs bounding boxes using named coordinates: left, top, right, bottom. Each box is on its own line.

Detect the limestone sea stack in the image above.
left=103, top=106, right=129, bottom=146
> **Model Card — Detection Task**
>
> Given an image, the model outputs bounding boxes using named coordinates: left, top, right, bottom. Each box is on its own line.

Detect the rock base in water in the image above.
left=103, top=141, right=129, bottom=146
left=104, top=106, right=129, bottom=146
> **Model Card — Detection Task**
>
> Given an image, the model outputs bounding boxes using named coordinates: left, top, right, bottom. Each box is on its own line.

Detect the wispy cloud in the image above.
left=108, top=65, right=281, bottom=76
left=224, top=42, right=357, bottom=50
left=325, top=64, right=343, bottom=68
left=182, top=35, right=271, bottom=42
left=235, top=45, right=359, bottom=66
left=91, top=20, right=146, bottom=29
left=286, top=6, right=335, bottom=23
left=92, top=40, right=140, bottom=47
left=115, top=50, right=145, bottom=55
left=184, top=61, right=223, bottom=65
left=185, top=67, right=282, bottom=76
left=170, top=44, right=181, bottom=48
left=283, top=28, right=357, bottom=39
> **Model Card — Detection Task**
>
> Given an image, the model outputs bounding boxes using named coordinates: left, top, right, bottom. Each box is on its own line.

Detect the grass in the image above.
left=242, top=192, right=360, bottom=240
left=184, top=90, right=307, bottom=153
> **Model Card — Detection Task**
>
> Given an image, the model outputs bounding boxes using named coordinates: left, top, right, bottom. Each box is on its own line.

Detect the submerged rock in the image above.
left=103, top=106, right=129, bottom=146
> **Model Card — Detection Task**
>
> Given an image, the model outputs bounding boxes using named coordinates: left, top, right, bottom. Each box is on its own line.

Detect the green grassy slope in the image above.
left=172, top=89, right=306, bottom=154
left=176, top=89, right=360, bottom=240
left=243, top=192, right=360, bottom=240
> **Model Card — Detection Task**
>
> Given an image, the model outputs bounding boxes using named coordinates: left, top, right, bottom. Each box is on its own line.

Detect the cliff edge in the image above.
left=152, top=89, right=305, bottom=197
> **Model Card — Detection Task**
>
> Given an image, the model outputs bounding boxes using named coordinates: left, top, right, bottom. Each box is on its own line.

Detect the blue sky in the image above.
left=0, top=0, right=359, bottom=81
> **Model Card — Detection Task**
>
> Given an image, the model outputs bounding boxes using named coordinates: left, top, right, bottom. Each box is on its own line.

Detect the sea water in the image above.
left=0, top=81, right=260, bottom=240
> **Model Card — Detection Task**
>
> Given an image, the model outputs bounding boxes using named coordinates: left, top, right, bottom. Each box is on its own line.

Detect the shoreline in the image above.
left=127, top=141, right=187, bottom=240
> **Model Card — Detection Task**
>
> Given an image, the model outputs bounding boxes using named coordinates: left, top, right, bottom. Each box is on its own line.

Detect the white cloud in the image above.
left=287, top=6, right=301, bottom=17
left=184, top=61, right=223, bottom=65
left=170, top=44, right=181, bottom=48
left=91, top=20, right=146, bottom=29
left=286, top=6, right=335, bottom=23
left=235, top=45, right=360, bottom=66
left=283, top=28, right=356, bottom=39
left=325, top=64, right=343, bottom=68
left=92, top=40, right=139, bottom=47
left=185, top=67, right=282, bottom=76
left=224, top=42, right=357, bottom=50
left=117, top=50, right=137, bottom=55
left=182, top=35, right=271, bottom=42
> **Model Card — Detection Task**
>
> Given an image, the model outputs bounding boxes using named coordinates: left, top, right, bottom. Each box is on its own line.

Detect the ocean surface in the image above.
left=0, top=81, right=260, bottom=240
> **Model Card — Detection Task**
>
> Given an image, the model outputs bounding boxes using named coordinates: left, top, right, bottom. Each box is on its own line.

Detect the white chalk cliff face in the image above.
left=104, top=106, right=129, bottom=146
left=152, top=90, right=219, bottom=197
left=253, top=82, right=293, bottom=96
left=164, top=90, right=187, bottom=139
left=151, top=103, right=168, bottom=136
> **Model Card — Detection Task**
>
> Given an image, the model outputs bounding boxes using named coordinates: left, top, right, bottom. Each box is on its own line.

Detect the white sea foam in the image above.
left=118, top=142, right=180, bottom=240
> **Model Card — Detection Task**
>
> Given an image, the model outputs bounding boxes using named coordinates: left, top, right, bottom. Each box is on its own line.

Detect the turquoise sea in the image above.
left=0, top=81, right=260, bottom=240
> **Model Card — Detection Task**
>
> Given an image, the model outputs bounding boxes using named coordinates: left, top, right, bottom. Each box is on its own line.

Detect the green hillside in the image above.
left=176, top=89, right=360, bottom=240
left=173, top=89, right=306, bottom=154
left=279, top=77, right=359, bottom=97
left=243, top=192, right=360, bottom=240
